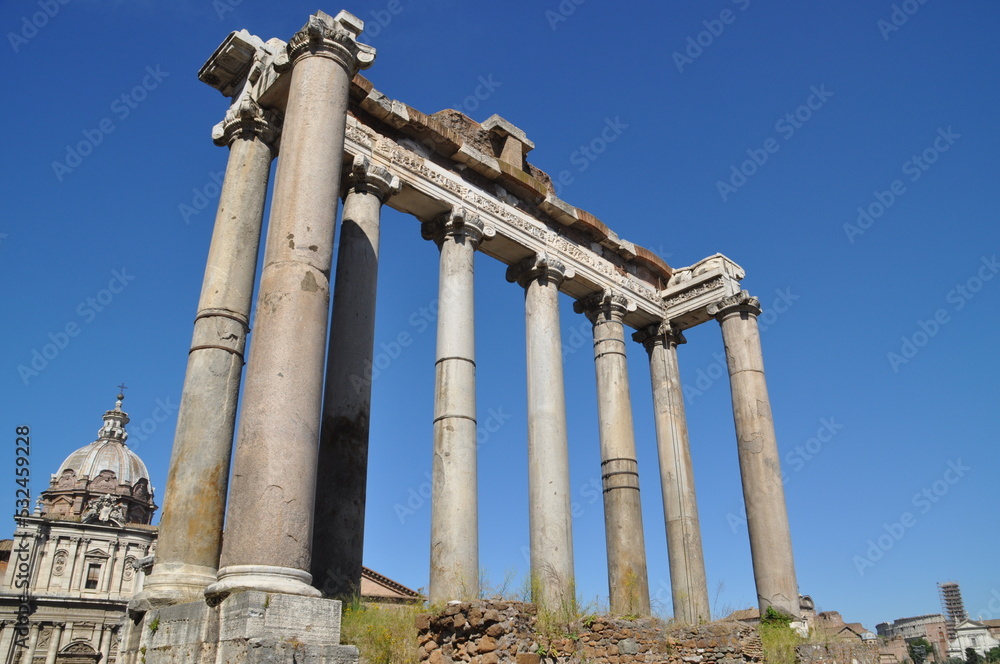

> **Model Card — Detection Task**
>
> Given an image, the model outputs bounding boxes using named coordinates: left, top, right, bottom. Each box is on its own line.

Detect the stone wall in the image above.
left=796, top=641, right=880, bottom=664
left=415, top=601, right=763, bottom=664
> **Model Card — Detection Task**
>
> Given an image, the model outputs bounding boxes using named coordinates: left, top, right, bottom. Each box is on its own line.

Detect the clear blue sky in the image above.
left=2, top=0, right=998, bottom=631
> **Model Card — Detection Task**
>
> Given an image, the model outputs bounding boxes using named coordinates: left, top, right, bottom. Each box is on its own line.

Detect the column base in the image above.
left=205, top=564, right=321, bottom=600
left=130, top=562, right=219, bottom=613
left=117, top=591, right=356, bottom=664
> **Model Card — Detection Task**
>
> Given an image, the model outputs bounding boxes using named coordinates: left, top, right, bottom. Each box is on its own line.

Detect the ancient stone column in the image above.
left=634, top=323, right=711, bottom=624
left=506, top=255, right=576, bottom=611
left=708, top=291, right=799, bottom=618
left=22, top=623, right=40, bottom=664
left=44, top=624, right=65, bottom=664
left=423, top=209, right=492, bottom=604
left=135, top=99, right=279, bottom=609
left=574, top=292, right=650, bottom=616
left=207, top=10, right=375, bottom=599
left=312, top=156, right=399, bottom=597
left=99, top=625, right=114, bottom=661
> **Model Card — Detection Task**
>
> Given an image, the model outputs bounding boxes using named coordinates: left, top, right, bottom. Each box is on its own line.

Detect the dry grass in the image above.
left=340, top=600, right=424, bottom=664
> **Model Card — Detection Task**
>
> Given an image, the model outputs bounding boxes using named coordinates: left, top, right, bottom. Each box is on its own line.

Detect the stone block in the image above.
left=219, top=591, right=342, bottom=646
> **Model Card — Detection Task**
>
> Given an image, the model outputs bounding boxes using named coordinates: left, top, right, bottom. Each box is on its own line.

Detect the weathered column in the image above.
left=22, top=623, right=40, bottom=664
left=99, top=625, right=114, bottom=661
left=708, top=291, right=799, bottom=618
left=574, top=292, right=650, bottom=616
left=506, top=255, right=575, bottom=611
left=66, top=537, right=86, bottom=592
left=423, top=209, right=492, bottom=604
left=634, top=323, right=711, bottom=624
left=43, top=624, right=64, bottom=664
left=101, top=540, right=118, bottom=593
left=136, top=101, right=279, bottom=608
left=207, top=10, right=375, bottom=599
left=312, top=156, right=399, bottom=596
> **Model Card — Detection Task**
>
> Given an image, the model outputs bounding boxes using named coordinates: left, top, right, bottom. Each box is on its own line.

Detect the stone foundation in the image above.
left=118, top=591, right=359, bottom=664
left=416, top=601, right=763, bottom=664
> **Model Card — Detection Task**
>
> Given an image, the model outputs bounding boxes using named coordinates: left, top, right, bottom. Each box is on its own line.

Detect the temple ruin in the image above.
left=121, top=9, right=799, bottom=662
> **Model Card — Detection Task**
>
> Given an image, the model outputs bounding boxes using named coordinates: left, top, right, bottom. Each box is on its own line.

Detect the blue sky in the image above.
left=2, top=0, right=998, bottom=631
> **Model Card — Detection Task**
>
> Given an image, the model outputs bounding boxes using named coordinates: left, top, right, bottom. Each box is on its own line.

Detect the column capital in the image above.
left=283, top=10, right=376, bottom=74
left=573, top=290, right=636, bottom=324
left=421, top=208, right=494, bottom=249
left=212, top=98, right=282, bottom=149
left=707, top=290, right=761, bottom=319
left=505, top=253, right=574, bottom=289
left=632, top=321, right=686, bottom=350
left=342, top=155, right=400, bottom=202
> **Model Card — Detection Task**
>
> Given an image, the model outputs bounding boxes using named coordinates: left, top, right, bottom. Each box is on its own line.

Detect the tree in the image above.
left=909, top=638, right=933, bottom=664
left=967, top=647, right=984, bottom=664
left=985, top=647, right=1000, bottom=664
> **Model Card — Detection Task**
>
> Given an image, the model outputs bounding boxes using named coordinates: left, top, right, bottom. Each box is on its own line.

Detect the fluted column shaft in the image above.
left=44, top=624, right=64, bottom=664
left=507, top=256, right=575, bottom=611
left=22, top=623, right=40, bottom=664
left=574, top=293, right=650, bottom=616
left=635, top=323, right=710, bottom=623
left=709, top=291, right=799, bottom=618
left=312, top=157, right=399, bottom=596
left=139, top=103, right=278, bottom=607
left=424, top=210, right=490, bottom=603
left=210, top=11, right=375, bottom=599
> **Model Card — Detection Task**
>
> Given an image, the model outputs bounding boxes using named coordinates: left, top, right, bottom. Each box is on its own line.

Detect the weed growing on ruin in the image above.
left=758, top=606, right=802, bottom=664
left=340, top=599, right=423, bottom=664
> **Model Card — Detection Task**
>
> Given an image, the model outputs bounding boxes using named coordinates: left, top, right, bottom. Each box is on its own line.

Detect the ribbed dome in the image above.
left=54, top=393, right=150, bottom=487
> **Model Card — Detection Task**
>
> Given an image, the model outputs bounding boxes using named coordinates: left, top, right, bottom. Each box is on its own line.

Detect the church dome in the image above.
left=54, top=393, right=150, bottom=487
left=43, top=391, right=157, bottom=525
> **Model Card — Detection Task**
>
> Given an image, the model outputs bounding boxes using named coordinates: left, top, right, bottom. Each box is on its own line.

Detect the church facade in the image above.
left=0, top=395, right=157, bottom=664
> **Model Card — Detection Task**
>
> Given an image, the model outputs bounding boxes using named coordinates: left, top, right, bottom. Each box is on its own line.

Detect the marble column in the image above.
left=66, top=537, right=85, bottom=593
left=423, top=209, right=492, bottom=604
left=634, top=323, right=711, bottom=624
left=101, top=540, right=118, bottom=593
left=312, top=156, right=399, bottom=596
left=574, top=292, right=650, bottom=616
left=22, top=623, right=40, bottom=664
left=43, top=624, right=64, bottom=664
left=506, top=255, right=575, bottom=611
left=708, top=291, right=799, bottom=618
left=208, top=10, right=375, bottom=599
left=99, top=625, right=114, bottom=661
left=137, top=101, right=279, bottom=608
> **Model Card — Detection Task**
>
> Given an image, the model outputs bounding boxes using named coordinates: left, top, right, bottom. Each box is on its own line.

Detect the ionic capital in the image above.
left=632, top=321, right=686, bottom=350
left=573, top=290, right=636, bottom=324
left=421, top=208, right=494, bottom=249
left=343, top=155, right=400, bottom=202
left=707, top=290, right=761, bottom=320
left=212, top=98, right=282, bottom=149
left=283, top=10, right=376, bottom=74
left=505, top=253, right=574, bottom=289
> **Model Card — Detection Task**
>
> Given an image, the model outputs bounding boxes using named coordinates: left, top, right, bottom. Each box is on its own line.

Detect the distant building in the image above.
left=876, top=613, right=950, bottom=661
left=0, top=394, right=157, bottom=663
left=947, top=619, right=1000, bottom=659
left=940, top=581, right=968, bottom=641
